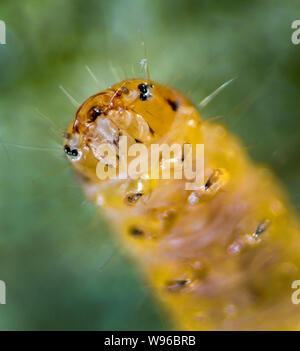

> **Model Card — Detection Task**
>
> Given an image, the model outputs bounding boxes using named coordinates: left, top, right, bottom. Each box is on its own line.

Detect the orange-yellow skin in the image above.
left=64, top=79, right=300, bottom=330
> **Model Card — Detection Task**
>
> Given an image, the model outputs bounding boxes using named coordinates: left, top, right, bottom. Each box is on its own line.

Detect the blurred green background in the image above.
left=0, top=0, right=299, bottom=330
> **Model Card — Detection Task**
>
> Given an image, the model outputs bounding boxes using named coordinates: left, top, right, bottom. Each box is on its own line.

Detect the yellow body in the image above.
left=64, top=79, right=300, bottom=330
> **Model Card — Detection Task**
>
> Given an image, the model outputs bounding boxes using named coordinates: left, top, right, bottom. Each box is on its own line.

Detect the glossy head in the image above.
left=63, top=79, right=199, bottom=181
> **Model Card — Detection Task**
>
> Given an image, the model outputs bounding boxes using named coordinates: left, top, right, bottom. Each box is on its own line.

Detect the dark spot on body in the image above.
left=113, top=138, right=119, bottom=148
left=204, top=169, right=223, bottom=190
left=148, top=124, right=155, bottom=135
left=166, top=279, right=191, bottom=292
left=121, top=86, right=129, bottom=94
left=129, top=226, right=144, bottom=237
left=115, top=89, right=122, bottom=97
left=126, top=192, right=143, bottom=204
left=254, top=220, right=270, bottom=238
left=166, top=98, right=179, bottom=111
left=204, top=177, right=213, bottom=190
left=135, top=138, right=142, bottom=143
left=113, top=131, right=120, bottom=148
left=88, top=106, right=103, bottom=122
left=181, top=144, right=187, bottom=162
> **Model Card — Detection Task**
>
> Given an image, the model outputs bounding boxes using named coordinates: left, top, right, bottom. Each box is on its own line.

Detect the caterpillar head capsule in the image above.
left=63, top=79, right=200, bottom=182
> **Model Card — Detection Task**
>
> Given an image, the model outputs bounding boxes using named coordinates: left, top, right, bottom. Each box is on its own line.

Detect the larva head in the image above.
left=63, top=79, right=200, bottom=181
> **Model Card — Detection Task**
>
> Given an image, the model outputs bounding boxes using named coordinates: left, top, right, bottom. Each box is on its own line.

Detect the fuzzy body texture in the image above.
left=64, top=79, right=300, bottom=330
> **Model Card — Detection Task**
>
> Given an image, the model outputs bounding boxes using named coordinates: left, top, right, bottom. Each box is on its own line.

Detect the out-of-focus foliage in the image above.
left=0, top=0, right=299, bottom=330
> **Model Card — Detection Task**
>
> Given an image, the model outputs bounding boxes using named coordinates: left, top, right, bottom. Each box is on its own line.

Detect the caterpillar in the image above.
left=63, top=78, right=300, bottom=331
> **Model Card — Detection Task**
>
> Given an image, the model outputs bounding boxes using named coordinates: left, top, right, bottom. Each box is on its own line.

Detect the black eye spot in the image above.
left=138, top=83, right=152, bottom=101
left=64, top=145, right=71, bottom=155
left=71, top=149, right=78, bottom=157
left=89, top=106, right=103, bottom=122
left=166, top=98, right=179, bottom=111
left=64, top=145, right=79, bottom=159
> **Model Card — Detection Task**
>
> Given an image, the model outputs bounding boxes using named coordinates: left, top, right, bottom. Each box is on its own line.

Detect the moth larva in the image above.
left=64, top=78, right=300, bottom=331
